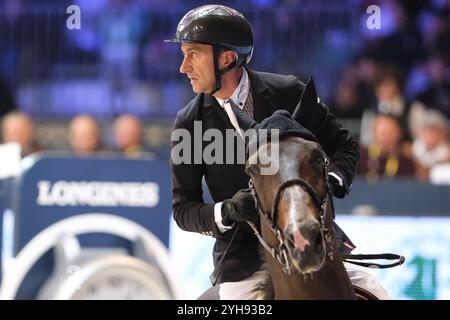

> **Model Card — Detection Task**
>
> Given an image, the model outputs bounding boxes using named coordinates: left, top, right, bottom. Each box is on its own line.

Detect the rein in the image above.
left=341, top=253, right=405, bottom=269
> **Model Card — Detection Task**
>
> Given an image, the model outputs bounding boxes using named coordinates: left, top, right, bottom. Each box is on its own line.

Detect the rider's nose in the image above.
left=179, top=57, right=192, bottom=74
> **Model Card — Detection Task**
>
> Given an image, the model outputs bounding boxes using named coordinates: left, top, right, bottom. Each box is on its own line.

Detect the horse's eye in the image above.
left=309, top=157, right=325, bottom=176
left=310, top=156, right=322, bottom=166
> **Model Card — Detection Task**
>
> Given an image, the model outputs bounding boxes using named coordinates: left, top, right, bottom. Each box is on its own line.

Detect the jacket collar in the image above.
left=202, top=68, right=273, bottom=122
left=246, top=67, right=269, bottom=96
left=246, top=68, right=273, bottom=122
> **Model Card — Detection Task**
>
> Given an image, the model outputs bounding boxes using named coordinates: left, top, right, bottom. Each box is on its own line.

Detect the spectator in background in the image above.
left=414, top=55, right=449, bottom=117
left=331, top=69, right=367, bottom=119
left=69, top=114, right=102, bottom=155
left=0, top=111, right=40, bottom=157
left=374, top=67, right=409, bottom=127
left=358, top=114, right=415, bottom=183
left=412, top=110, right=449, bottom=180
left=360, top=66, right=411, bottom=147
left=113, top=113, right=149, bottom=157
left=408, top=54, right=450, bottom=140
left=333, top=54, right=378, bottom=120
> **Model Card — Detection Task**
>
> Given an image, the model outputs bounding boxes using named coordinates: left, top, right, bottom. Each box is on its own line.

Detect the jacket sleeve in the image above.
left=297, top=97, right=360, bottom=194
left=322, top=107, right=360, bottom=194
left=170, top=114, right=222, bottom=237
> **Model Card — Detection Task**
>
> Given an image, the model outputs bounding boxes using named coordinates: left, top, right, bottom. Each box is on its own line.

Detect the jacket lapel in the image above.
left=247, top=69, right=273, bottom=122
left=202, top=94, right=234, bottom=132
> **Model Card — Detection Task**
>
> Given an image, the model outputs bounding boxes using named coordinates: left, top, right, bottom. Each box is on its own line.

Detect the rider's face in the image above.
left=180, top=43, right=216, bottom=94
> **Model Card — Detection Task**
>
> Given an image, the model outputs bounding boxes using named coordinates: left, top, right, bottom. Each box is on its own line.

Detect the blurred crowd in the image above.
left=331, top=0, right=450, bottom=184
left=0, top=111, right=158, bottom=159
left=0, top=0, right=449, bottom=183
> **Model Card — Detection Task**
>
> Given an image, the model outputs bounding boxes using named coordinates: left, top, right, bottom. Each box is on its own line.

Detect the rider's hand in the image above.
left=221, top=188, right=258, bottom=226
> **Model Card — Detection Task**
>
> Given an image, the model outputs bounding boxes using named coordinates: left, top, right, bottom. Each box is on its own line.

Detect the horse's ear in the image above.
left=292, top=77, right=319, bottom=120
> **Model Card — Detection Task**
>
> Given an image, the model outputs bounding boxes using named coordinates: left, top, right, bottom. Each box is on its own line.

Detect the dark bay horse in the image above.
left=246, top=136, right=360, bottom=299
left=237, top=78, right=380, bottom=299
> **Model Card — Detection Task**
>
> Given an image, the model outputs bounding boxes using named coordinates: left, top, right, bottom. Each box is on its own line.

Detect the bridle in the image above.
left=246, top=155, right=405, bottom=274
left=246, top=157, right=335, bottom=275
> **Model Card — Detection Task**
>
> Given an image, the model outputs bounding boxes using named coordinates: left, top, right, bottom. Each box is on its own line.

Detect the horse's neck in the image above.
left=267, top=251, right=356, bottom=300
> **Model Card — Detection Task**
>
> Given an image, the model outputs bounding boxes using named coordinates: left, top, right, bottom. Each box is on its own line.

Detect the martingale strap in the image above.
left=341, top=253, right=405, bottom=269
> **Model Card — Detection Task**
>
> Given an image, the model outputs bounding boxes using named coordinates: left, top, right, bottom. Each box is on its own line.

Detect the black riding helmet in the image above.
left=165, top=5, right=254, bottom=94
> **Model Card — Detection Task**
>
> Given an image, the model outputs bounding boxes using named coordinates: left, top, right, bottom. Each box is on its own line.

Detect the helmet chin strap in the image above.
left=210, top=45, right=236, bottom=95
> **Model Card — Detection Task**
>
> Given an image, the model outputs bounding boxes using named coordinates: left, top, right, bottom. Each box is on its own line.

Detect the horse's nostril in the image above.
left=314, top=231, right=323, bottom=254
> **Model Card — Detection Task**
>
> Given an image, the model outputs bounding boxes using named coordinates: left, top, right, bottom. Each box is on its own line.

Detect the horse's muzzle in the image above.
left=285, top=220, right=326, bottom=273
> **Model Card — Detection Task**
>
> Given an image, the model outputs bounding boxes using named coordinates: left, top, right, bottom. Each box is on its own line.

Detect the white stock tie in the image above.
left=223, top=100, right=244, bottom=140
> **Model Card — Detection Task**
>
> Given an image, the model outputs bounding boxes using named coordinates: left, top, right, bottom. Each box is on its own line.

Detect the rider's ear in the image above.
left=221, top=49, right=236, bottom=68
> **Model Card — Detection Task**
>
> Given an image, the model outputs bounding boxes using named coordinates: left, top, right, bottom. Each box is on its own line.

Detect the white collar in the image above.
left=215, top=68, right=250, bottom=109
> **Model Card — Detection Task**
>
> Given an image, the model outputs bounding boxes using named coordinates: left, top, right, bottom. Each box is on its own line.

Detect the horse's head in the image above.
left=234, top=77, right=334, bottom=274
left=246, top=136, right=331, bottom=274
